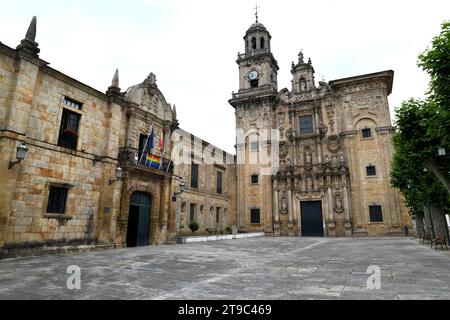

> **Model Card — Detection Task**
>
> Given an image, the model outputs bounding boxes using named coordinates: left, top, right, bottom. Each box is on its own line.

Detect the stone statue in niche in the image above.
left=306, top=176, right=314, bottom=191
left=305, top=152, right=312, bottom=165
left=281, top=197, right=288, bottom=211
left=279, top=127, right=285, bottom=139
left=300, top=78, right=307, bottom=91
left=335, top=194, right=343, bottom=213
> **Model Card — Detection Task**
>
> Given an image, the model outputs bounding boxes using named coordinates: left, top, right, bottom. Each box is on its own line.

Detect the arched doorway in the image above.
left=126, top=191, right=152, bottom=247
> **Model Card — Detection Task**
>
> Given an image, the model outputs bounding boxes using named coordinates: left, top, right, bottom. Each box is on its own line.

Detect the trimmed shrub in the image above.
left=189, top=221, right=200, bottom=233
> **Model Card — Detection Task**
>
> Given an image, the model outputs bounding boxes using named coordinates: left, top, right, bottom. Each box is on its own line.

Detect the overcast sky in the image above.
left=1, top=0, right=448, bottom=153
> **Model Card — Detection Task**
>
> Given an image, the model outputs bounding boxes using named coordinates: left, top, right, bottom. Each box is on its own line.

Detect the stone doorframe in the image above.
left=119, top=183, right=161, bottom=246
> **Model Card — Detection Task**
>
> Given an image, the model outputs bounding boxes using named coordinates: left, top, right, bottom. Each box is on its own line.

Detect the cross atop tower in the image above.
left=254, top=3, right=260, bottom=23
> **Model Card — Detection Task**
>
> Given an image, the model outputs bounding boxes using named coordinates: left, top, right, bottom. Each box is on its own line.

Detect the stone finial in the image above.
left=106, top=68, right=121, bottom=96
left=298, top=50, right=304, bottom=63
left=17, top=16, right=40, bottom=57
left=111, top=69, right=119, bottom=87
left=172, top=104, right=177, bottom=119
left=146, top=72, right=157, bottom=86
left=25, top=16, right=37, bottom=42
left=308, top=57, right=312, bottom=65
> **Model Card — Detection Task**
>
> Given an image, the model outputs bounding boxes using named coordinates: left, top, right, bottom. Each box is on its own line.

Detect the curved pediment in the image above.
left=125, top=74, right=173, bottom=122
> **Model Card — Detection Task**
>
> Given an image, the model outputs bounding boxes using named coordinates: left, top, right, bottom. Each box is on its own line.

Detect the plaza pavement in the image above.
left=0, top=237, right=449, bottom=300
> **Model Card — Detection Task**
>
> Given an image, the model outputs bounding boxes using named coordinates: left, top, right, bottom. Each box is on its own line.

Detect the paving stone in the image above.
left=0, top=237, right=449, bottom=299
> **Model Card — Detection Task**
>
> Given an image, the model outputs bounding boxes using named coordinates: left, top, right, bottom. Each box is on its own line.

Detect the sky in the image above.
left=1, top=0, right=449, bottom=154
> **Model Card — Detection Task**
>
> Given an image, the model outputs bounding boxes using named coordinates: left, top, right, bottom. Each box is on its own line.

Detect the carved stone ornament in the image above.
left=327, top=135, right=340, bottom=153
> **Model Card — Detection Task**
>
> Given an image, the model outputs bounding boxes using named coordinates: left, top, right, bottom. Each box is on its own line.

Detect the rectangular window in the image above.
left=216, top=207, right=220, bottom=224
left=369, top=205, right=383, bottom=222
left=47, top=186, right=68, bottom=214
left=191, top=163, right=199, bottom=188
left=64, top=97, right=83, bottom=110
left=58, top=108, right=81, bottom=150
left=216, top=171, right=223, bottom=194
left=362, top=128, right=372, bottom=138
left=190, top=204, right=196, bottom=222
left=366, top=165, right=377, bottom=176
left=250, top=208, right=260, bottom=224
left=251, top=174, right=259, bottom=184
left=299, top=115, right=314, bottom=134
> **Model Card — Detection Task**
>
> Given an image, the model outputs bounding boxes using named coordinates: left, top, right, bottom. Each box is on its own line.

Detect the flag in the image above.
left=159, top=134, right=164, bottom=153
left=148, top=127, right=154, bottom=153
left=146, top=153, right=161, bottom=168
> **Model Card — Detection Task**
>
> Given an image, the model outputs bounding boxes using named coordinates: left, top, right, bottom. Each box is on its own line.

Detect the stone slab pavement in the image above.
left=0, top=237, right=449, bottom=300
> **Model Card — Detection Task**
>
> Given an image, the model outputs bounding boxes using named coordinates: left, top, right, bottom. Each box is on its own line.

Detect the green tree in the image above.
left=417, top=21, right=450, bottom=191
left=391, top=21, right=450, bottom=239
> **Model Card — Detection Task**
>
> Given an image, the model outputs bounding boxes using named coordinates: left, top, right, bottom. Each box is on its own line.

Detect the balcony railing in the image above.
left=231, top=85, right=277, bottom=100
left=237, top=48, right=271, bottom=60
left=118, top=146, right=173, bottom=175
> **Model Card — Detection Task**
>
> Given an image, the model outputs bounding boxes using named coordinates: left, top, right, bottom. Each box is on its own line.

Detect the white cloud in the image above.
left=1, top=0, right=448, bottom=153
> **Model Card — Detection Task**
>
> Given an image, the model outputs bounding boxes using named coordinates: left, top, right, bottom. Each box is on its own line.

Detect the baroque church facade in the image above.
left=230, top=20, right=412, bottom=237
left=0, top=17, right=411, bottom=256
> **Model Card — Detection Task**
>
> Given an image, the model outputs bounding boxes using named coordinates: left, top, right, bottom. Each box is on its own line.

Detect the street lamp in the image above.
left=8, top=142, right=28, bottom=169
left=109, top=167, right=124, bottom=185
left=438, top=147, right=446, bottom=157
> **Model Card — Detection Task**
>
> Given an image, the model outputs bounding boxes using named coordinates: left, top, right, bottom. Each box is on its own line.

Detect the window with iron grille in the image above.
left=299, top=115, right=314, bottom=134
left=190, top=203, right=196, bottom=222
left=369, top=205, right=383, bottom=222
left=216, top=171, right=223, bottom=194
left=250, top=208, right=260, bottom=224
left=362, top=128, right=372, bottom=138
left=251, top=174, right=259, bottom=184
left=216, top=207, right=221, bottom=224
left=64, top=97, right=83, bottom=110
left=58, top=108, right=80, bottom=150
left=366, top=165, right=377, bottom=176
left=47, top=186, right=68, bottom=214
left=191, top=163, right=199, bottom=188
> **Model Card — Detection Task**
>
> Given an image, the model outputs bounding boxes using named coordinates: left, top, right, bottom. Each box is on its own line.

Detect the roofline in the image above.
left=0, top=41, right=109, bottom=101
left=329, top=70, right=394, bottom=95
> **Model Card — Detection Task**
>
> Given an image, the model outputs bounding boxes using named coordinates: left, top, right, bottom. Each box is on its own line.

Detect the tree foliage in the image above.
left=391, top=21, right=450, bottom=216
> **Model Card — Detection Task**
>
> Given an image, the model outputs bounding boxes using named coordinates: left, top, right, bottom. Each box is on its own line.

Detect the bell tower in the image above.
left=229, top=11, right=279, bottom=234
left=235, top=13, right=279, bottom=92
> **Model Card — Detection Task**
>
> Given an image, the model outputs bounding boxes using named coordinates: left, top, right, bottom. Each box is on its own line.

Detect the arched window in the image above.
left=251, top=37, right=257, bottom=49
left=260, top=37, right=265, bottom=49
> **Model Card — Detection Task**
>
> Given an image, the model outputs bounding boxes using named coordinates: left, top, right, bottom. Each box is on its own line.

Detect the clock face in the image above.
left=248, top=70, right=259, bottom=80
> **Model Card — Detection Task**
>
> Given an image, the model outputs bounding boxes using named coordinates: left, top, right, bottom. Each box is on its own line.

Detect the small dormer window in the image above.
left=251, top=37, right=257, bottom=49
left=250, top=79, right=259, bottom=88
left=260, top=37, right=265, bottom=49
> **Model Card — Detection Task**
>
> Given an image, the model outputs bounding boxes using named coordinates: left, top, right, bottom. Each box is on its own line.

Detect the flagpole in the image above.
left=139, top=121, right=154, bottom=165
left=159, top=130, right=166, bottom=170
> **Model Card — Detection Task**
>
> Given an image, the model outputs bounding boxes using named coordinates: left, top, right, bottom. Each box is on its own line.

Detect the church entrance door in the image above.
left=301, top=201, right=324, bottom=237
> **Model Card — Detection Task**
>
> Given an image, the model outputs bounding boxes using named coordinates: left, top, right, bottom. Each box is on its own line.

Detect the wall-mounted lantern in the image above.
left=109, top=167, right=124, bottom=185
left=8, top=142, right=29, bottom=169
left=438, top=147, right=446, bottom=157
left=172, top=180, right=185, bottom=202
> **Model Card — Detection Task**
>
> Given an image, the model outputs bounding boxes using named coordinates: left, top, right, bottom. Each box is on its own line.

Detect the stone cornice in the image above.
left=329, top=70, right=394, bottom=95
left=40, top=65, right=108, bottom=101
left=339, top=130, right=358, bottom=137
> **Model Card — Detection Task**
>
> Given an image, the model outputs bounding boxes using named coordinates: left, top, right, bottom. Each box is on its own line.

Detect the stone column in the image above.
left=273, top=179, right=280, bottom=235
left=294, top=193, right=301, bottom=236
left=287, top=179, right=294, bottom=236
left=342, top=174, right=352, bottom=236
